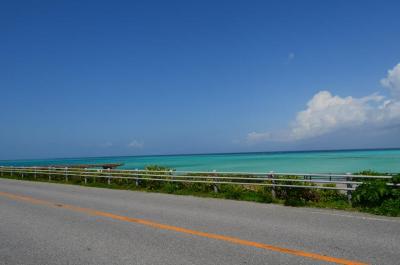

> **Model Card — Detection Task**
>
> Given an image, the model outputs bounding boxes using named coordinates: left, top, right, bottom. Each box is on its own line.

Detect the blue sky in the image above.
left=1, top=0, right=400, bottom=159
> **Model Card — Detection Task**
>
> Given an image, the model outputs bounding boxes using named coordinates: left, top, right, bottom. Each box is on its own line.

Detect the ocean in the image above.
left=1, top=149, right=399, bottom=174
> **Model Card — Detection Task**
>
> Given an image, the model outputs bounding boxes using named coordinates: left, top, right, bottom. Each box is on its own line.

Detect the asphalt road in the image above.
left=0, top=178, right=399, bottom=265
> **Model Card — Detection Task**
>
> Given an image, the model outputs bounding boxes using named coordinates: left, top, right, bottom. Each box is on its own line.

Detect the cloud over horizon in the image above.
left=247, top=63, right=400, bottom=143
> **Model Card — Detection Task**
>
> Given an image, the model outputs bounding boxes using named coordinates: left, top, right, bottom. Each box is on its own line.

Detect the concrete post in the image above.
left=94, top=169, right=99, bottom=183
left=135, top=169, right=139, bottom=186
left=213, top=170, right=218, bottom=193
left=346, top=173, right=352, bottom=204
left=169, top=169, right=175, bottom=187
left=269, top=171, right=276, bottom=199
left=65, top=167, right=68, bottom=182
left=84, top=168, right=87, bottom=184
left=108, top=168, right=111, bottom=185
left=48, top=167, right=51, bottom=181
left=34, top=167, right=37, bottom=179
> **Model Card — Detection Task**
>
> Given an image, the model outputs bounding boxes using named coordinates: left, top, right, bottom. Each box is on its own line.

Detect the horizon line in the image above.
left=1, top=147, right=400, bottom=163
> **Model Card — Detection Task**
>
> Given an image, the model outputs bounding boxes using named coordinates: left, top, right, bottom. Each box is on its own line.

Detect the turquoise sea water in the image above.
left=1, top=149, right=400, bottom=173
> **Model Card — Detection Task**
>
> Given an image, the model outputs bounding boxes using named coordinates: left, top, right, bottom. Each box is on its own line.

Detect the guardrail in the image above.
left=0, top=166, right=395, bottom=201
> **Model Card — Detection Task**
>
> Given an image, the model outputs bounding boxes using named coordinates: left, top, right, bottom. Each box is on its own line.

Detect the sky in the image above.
left=1, top=0, right=400, bottom=160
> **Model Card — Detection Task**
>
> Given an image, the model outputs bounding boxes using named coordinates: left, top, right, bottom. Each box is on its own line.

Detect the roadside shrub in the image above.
left=143, top=165, right=173, bottom=190
left=284, top=195, right=306, bottom=206
left=375, top=199, right=400, bottom=216
left=220, top=184, right=244, bottom=199
left=352, top=172, right=400, bottom=216
left=255, top=187, right=274, bottom=203
left=392, top=174, right=400, bottom=184
left=273, top=176, right=321, bottom=206
left=185, top=182, right=213, bottom=193
left=218, top=185, right=273, bottom=203
left=352, top=180, right=390, bottom=208
left=162, top=183, right=178, bottom=193
left=317, top=185, right=347, bottom=202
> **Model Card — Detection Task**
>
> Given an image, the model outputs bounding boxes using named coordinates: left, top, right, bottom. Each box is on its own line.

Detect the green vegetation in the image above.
left=351, top=171, right=400, bottom=216
left=0, top=167, right=398, bottom=216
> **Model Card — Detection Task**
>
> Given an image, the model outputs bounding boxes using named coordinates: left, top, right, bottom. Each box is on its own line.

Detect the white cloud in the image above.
left=247, top=63, right=400, bottom=143
left=289, top=91, right=391, bottom=140
left=381, top=63, right=400, bottom=99
left=128, top=140, right=144, bottom=149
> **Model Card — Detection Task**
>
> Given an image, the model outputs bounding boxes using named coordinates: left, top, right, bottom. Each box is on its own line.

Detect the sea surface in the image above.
left=1, top=149, right=400, bottom=174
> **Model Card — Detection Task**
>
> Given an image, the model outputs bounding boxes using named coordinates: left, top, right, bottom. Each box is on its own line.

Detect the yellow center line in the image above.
left=0, top=191, right=368, bottom=265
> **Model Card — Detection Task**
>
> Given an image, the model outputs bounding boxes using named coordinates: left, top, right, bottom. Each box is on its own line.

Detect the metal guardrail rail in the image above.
left=0, top=166, right=394, bottom=192
left=1, top=166, right=397, bottom=202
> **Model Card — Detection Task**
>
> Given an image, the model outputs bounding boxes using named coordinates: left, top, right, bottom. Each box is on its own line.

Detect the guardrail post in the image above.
left=34, top=167, right=37, bottom=179
left=84, top=168, right=87, bottom=184
left=65, top=167, right=68, bottom=182
left=48, top=167, right=51, bottom=181
left=346, top=172, right=352, bottom=204
left=95, top=169, right=99, bottom=183
left=169, top=169, right=175, bottom=186
left=135, top=169, right=139, bottom=186
left=1, top=166, right=3, bottom=177
left=269, top=171, right=276, bottom=199
left=107, top=168, right=111, bottom=185
left=212, top=170, right=218, bottom=193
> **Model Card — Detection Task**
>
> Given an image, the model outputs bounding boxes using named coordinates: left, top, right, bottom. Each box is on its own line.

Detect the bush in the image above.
left=375, top=199, right=400, bottom=216
left=284, top=188, right=320, bottom=206
left=318, top=185, right=347, bottom=202
left=352, top=180, right=390, bottom=208
left=255, top=187, right=274, bottom=203
left=143, top=165, right=174, bottom=190
left=392, top=174, right=400, bottom=184
left=352, top=173, right=400, bottom=216
left=273, top=176, right=322, bottom=206
left=220, top=184, right=244, bottom=200
left=162, top=183, right=178, bottom=193
left=217, top=185, right=273, bottom=203
left=284, top=196, right=307, bottom=206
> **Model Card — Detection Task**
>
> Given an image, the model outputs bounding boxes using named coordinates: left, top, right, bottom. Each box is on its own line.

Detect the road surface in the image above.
left=0, top=178, right=399, bottom=265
